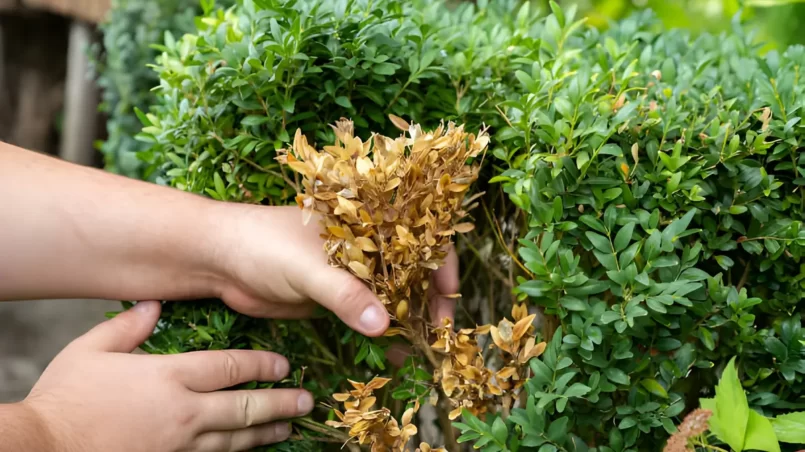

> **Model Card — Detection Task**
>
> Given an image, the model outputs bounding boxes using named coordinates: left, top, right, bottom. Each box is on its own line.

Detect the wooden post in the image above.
left=59, top=20, right=98, bottom=166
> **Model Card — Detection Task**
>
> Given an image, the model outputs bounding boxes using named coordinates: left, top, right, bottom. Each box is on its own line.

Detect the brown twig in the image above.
left=437, top=393, right=460, bottom=452
left=737, top=260, right=751, bottom=291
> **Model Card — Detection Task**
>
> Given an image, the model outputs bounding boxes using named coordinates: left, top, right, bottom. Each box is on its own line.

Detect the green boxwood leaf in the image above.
left=640, top=379, right=669, bottom=398
left=586, top=231, right=612, bottom=253
left=614, top=222, right=636, bottom=252
left=563, top=383, right=591, bottom=398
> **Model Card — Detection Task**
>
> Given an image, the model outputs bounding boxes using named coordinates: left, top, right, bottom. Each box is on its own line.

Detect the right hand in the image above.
left=21, top=300, right=312, bottom=452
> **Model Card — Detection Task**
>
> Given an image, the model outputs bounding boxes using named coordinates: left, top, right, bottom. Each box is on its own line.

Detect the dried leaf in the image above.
left=389, top=114, right=410, bottom=131
left=453, top=223, right=476, bottom=233
left=355, top=237, right=379, bottom=252
left=383, top=327, right=405, bottom=337
left=348, top=261, right=371, bottom=280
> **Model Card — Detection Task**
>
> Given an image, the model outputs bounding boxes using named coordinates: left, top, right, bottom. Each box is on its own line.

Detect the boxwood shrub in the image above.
left=93, top=0, right=233, bottom=178
left=490, top=6, right=805, bottom=450
left=121, top=0, right=805, bottom=450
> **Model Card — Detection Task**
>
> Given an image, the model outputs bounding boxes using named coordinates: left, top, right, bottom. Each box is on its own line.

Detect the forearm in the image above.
left=0, top=403, right=55, bottom=451
left=0, top=142, right=224, bottom=302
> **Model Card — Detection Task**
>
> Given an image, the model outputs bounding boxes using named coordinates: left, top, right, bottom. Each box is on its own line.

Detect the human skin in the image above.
left=0, top=142, right=458, bottom=451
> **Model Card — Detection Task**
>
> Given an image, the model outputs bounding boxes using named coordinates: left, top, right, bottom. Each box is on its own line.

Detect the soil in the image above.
left=0, top=299, right=111, bottom=402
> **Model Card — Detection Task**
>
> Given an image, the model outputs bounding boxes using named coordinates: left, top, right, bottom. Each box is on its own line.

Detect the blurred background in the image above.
left=0, top=0, right=803, bottom=402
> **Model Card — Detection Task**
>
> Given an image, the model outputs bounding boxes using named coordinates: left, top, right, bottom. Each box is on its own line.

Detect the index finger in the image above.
left=164, top=350, right=290, bottom=392
left=429, top=245, right=459, bottom=325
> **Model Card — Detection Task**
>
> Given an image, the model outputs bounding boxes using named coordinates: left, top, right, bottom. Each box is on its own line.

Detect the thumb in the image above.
left=73, top=301, right=161, bottom=353
left=305, top=267, right=389, bottom=337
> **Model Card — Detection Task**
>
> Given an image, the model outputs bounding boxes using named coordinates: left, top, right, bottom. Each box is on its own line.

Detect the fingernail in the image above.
left=132, top=301, right=152, bottom=314
left=359, top=305, right=386, bottom=332
left=297, top=392, right=314, bottom=414
left=274, top=359, right=289, bottom=379
left=275, top=423, right=291, bottom=439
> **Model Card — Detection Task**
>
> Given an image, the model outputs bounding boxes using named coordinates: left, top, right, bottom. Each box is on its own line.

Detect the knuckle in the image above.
left=278, top=390, right=304, bottom=418
left=334, top=276, right=368, bottom=308
left=220, top=351, right=241, bottom=386
left=173, top=404, right=198, bottom=430
left=237, top=392, right=259, bottom=427
left=207, top=432, right=234, bottom=452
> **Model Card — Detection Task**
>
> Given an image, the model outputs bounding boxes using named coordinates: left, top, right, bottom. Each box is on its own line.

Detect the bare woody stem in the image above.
left=437, top=393, right=460, bottom=452
left=294, top=417, right=350, bottom=442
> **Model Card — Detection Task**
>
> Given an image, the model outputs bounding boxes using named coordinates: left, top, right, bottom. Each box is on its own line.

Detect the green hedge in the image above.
left=120, top=0, right=805, bottom=450
left=491, top=6, right=805, bottom=449
left=93, top=0, right=232, bottom=178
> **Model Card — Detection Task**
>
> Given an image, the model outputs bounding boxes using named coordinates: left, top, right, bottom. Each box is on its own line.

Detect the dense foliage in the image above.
left=491, top=7, right=805, bottom=449
left=110, top=0, right=805, bottom=450
left=93, top=0, right=232, bottom=178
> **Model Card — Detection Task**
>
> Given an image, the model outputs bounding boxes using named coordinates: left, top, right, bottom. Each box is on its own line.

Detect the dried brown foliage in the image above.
left=432, top=304, right=545, bottom=420
left=326, top=377, right=418, bottom=452
left=278, top=116, right=487, bottom=356
left=280, top=118, right=546, bottom=451
left=662, top=409, right=713, bottom=452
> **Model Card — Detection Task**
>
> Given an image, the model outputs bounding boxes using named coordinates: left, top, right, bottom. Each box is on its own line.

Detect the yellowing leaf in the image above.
left=496, top=367, right=518, bottom=380
left=356, top=156, right=374, bottom=176
left=512, top=314, right=536, bottom=342
left=328, top=226, right=347, bottom=238
left=336, top=196, right=358, bottom=218
left=389, top=114, right=410, bottom=131
left=383, top=327, right=405, bottom=337
left=385, top=178, right=402, bottom=191
left=448, top=183, right=469, bottom=192
left=348, top=261, right=371, bottom=280
left=402, top=407, right=415, bottom=426
left=396, top=300, right=409, bottom=320
left=355, top=237, right=379, bottom=252
left=453, top=223, right=475, bottom=233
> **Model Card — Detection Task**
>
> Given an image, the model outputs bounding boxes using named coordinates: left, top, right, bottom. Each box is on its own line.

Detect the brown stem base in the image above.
left=437, top=394, right=460, bottom=452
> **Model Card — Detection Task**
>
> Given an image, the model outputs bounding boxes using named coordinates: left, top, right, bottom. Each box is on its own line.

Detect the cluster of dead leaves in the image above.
left=277, top=116, right=487, bottom=336
left=663, top=409, right=712, bottom=452
left=432, top=304, right=546, bottom=420
left=327, top=377, right=447, bottom=452
left=280, top=118, right=546, bottom=451
left=326, top=377, right=416, bottom=452
left=326, top=304, right=546, bottom=451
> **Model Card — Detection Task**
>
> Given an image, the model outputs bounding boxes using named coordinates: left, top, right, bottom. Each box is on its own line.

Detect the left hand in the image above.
left=22, top=301, right=313, bottom=452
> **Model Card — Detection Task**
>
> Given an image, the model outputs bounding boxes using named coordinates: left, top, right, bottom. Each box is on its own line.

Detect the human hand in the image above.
left=210, top=205, right=457, bottom=337
left=22, top=301, right=313, bottom=452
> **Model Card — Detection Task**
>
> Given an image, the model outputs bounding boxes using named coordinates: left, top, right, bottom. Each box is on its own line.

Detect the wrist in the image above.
left=204, top=202, right=294, bottom=299
left=0, top=402, right=59, bottom=451
left=182, top=197, right=235, bottom=300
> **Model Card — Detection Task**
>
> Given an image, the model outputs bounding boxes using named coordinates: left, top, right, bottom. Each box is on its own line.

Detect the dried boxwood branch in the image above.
left=278, top=116, right=488, bottom=359
left=279, top=120, right=546, bottom=451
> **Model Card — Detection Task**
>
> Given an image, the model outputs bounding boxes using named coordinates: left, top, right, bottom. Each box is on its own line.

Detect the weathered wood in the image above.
left=3, top=12, right=67, bottom=153
left=21, top=0, right=109, bottom=23
left=59, top=20, right=97, bottom=165
left=0, top=0, right=18, bottom=12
